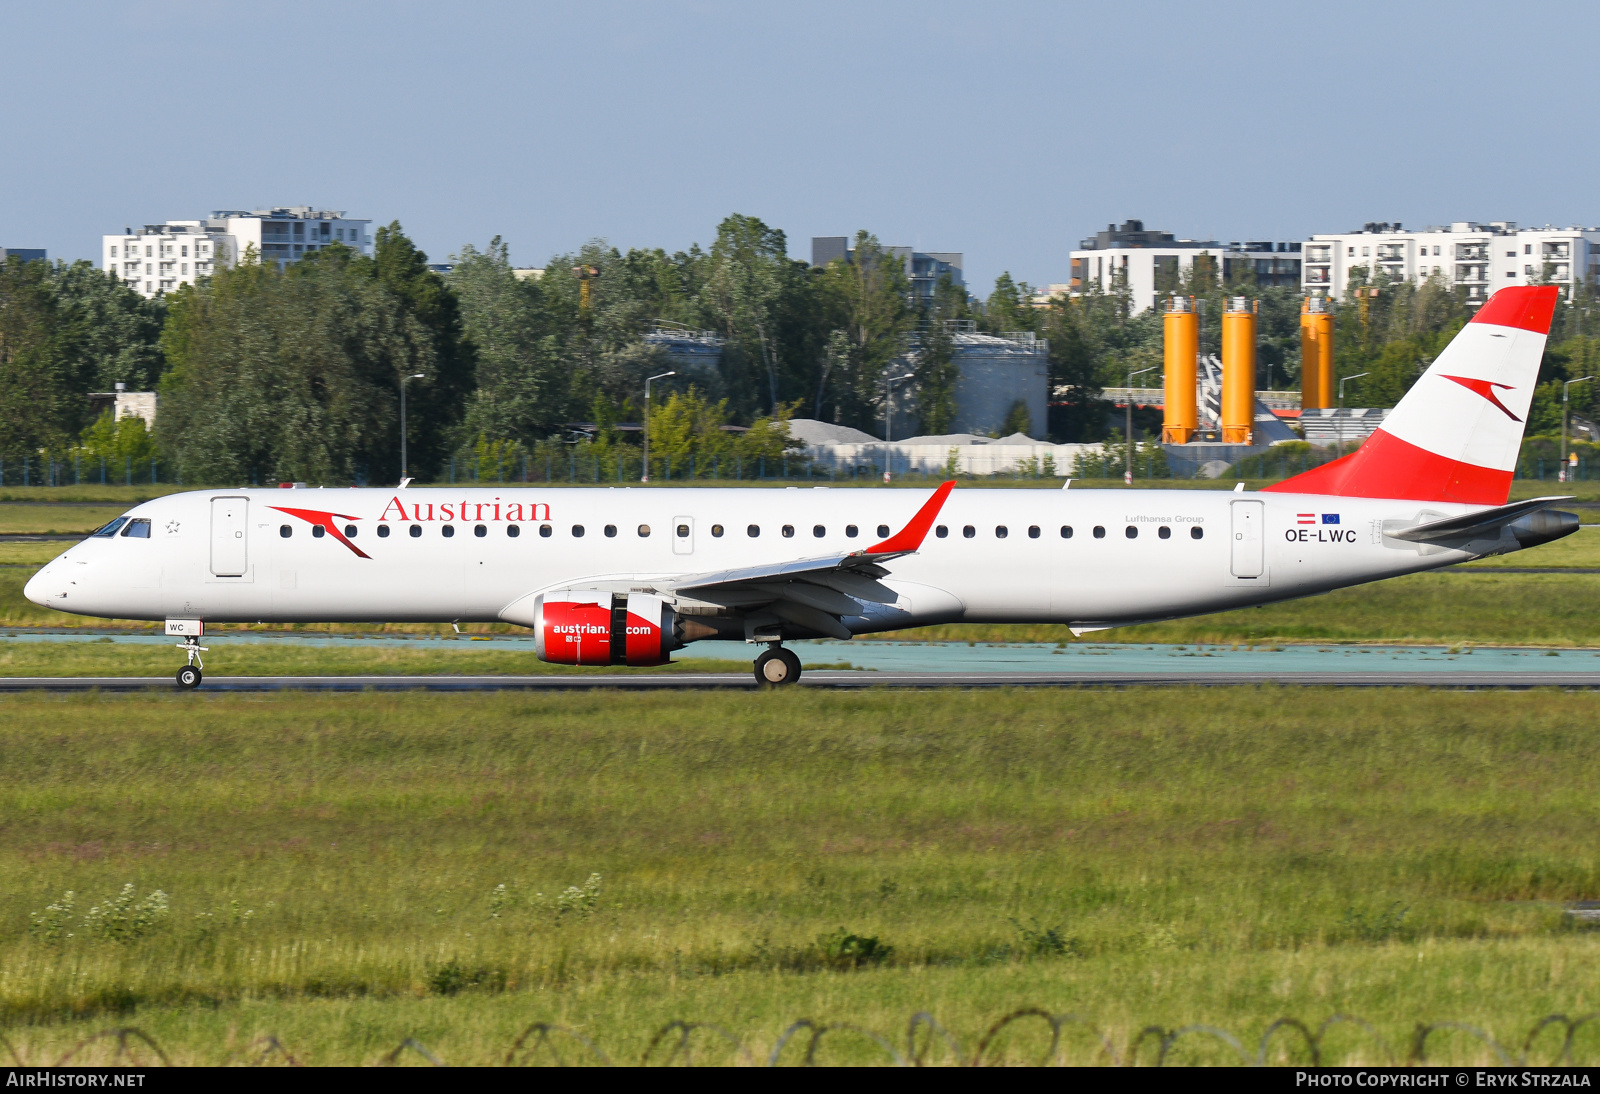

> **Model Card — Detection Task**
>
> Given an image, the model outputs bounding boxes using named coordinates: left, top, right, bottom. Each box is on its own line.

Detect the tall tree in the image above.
left=0, top=256, right=87, bottom=459
left=815, top=231, right=913, bottom=432
left=158, top=248, right=434, bottom=484
left=50, top=261, right=166, bottom=391
left=702, top=214, right=790, bottom=413
left=451, top=238, right=566, bottom=446
left=364, top=223, right=475, bottom=476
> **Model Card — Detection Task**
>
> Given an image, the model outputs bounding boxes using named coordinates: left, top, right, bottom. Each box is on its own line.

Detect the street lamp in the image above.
left=1562, top=376, right=1592, bottom=482
left=1125, top=365, right=1157, bottom=485
left=1337, top=372, right=1369, bottom=455
left=884, top=372, right=914, bottom=442
left=883, top=371, right=915, bottom=482
left=641, top=371, right=675, bottom=483
left=399, top=373, right=426, bottom=481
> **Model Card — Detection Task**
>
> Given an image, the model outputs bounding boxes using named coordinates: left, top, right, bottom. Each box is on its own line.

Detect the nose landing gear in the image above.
left=176, top=636, right=207, bottom=690
left=753, top=645, right=802, bottom=687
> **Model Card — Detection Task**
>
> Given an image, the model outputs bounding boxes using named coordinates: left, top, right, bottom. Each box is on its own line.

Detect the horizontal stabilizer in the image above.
left=1385, top=496, right=1573, bottom=543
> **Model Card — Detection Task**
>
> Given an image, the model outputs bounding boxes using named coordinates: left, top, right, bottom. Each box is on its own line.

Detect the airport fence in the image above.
left=10, top=1009, right=1597, bottom=1067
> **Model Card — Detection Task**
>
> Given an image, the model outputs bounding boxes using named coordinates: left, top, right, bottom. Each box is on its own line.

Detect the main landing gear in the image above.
left=754, top=645, right=802, bottom=687
left=176, top=636, right=207, bottom=690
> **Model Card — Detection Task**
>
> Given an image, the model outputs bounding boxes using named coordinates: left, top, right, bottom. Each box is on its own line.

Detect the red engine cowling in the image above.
left=534, top=592, right=677, bottom=666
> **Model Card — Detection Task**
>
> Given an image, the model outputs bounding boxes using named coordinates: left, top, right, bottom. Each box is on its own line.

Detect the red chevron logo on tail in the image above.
left=1441, top=375, right=1520, bottom=422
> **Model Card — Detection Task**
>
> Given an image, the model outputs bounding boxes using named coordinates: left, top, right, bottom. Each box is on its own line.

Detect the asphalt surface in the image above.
left=9, top=670, right=1600, bottom=691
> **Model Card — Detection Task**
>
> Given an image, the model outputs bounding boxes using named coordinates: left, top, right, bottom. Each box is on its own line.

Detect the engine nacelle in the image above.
left=532, top=592, right=679, bottom=666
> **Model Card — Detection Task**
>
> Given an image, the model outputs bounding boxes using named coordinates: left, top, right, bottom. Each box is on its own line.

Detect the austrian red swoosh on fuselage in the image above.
left=268, top=506, right=372, bottom=559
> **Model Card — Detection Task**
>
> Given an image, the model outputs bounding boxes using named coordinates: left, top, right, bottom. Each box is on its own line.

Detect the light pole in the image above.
left=399, top=373, right=425, bottom=481
left=1337, top=372, right=1369, bottom=455
left=1125, top=365, right=1156, bottom=485
left=884, top=372, right=914, bottom=442
left=641, top=371, right=675, bottom=483
left=1562, top=375, right=1592, bottom=482
left=883, top=371, right=914, bottom=482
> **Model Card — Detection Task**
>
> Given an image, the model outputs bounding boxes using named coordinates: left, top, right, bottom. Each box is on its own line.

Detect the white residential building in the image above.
left=1067, top=220, right=1302, bottom=313
left=1302, top=221, right=1600, bottom=303
left=103, top=207, right=371, bottom=298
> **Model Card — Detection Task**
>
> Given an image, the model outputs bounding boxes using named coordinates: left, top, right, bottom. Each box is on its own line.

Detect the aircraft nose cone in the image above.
left=23, top=568, right=59, bottom=608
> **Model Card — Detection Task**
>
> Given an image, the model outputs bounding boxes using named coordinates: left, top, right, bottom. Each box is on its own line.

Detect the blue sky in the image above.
left=3, top=0, right=1594, bottom=293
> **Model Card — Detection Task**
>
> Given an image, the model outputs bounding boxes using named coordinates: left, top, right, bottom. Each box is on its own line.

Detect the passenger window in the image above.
left=936, top=525, right=948, bottom=538
left=747, top=525, right=759, bottom=537
left=995, top=526, right=1008, bottom=539
left=474, top=524, right=487, bottom=537
left=1191, top=526, right=1204, bottom=540
left=377, top=525, right=391, bottom=538
left=409, top=525, right=422, bottom=538
left=94, top=517, right=129, bottom=537
left=676, top=524, right=689, bottom=538
left=782, top=525, right=794, bottom=538
left=1125, top=526, right=1138, bottom=539
left=1159, top=526, right=1171, bottom=539
left=711, top=524, right=724, bottom=537
left=279, top=525, right=292, bottom=538
left=604, top=525, right=617, bottom=538
left=962, top=525, right=975, bottom=538
left=441, top=525, right=454, bottom=538
left=1028, top=526, right=1040, bottom=538
left=312, top=525, right=326, bottom=539
left=122, top=519, right=151, bottom=538
left=845, top=525, right=858, bottom=538
left=540, top=525, right=552, bottom=538
left=507, top=525, right=519, bottom=538
left=876, top=524, right=890, bottom=538
left=813, top=525, right=825, bottom=537
left=638, top=524, right=651, bottom=537
left=572, top=525, right=585, bottom=537
left=344, top=525, right=358, bottom=537
left=1060, top=526, right=1073, bottom=539
left=1093, top=526, right=1106, bottom=539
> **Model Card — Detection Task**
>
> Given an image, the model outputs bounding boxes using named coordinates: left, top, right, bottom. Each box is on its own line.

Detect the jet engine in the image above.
left=532, top=592, right=682, bottom=666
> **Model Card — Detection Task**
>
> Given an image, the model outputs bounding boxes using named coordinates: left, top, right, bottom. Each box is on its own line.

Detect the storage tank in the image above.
left=1221, top=296, right=1256, bottom=444
left=1300, top=296, right=1333, bottom=410
left=1162, top=296, right=1198, bottom=444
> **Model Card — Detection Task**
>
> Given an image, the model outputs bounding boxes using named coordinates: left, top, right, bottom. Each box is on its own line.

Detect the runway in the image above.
left=9, top=669, right=1600, bottom=691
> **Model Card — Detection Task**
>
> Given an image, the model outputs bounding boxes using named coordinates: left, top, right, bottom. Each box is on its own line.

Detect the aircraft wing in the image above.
left=661, top=480, right=955, bottom=640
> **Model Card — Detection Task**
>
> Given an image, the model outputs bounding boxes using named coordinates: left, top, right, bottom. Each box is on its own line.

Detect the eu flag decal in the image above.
left=1321, top=514, right=1340, bottom=525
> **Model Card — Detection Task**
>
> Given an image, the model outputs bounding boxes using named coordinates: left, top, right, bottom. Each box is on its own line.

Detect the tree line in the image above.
left=3, top=215, right=1594, bottom=486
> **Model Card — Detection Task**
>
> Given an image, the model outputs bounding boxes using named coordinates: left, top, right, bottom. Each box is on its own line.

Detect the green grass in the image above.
left=0, top=688, right=1597, bottom=1064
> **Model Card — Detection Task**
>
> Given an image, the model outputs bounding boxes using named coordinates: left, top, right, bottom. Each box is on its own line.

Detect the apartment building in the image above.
left=811, top=237, right=964, bottom=304
left=1302, top=221, right=1600, bottom=302
left=104, top=207, right=371, bottom=297
left=1068, top=220, right=1301, bottom=313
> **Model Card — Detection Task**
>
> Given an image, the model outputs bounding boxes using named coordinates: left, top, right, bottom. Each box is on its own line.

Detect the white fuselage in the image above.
left=24, top=486, right=1500, bottom=636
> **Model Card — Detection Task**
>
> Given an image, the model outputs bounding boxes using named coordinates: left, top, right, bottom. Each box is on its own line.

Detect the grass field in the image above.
left=0, top=687, right=1596, bottom=1065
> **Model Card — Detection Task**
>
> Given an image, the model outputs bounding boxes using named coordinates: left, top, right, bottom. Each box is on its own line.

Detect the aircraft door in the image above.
left=671, top=515, right=694, bottom=555
left=1230, top=500, right=1264, bottom=578
left=210, top=496, right=249, bottom=576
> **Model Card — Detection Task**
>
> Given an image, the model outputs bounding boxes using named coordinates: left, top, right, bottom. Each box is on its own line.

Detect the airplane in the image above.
left=25, top=285, right=1578, bottom=689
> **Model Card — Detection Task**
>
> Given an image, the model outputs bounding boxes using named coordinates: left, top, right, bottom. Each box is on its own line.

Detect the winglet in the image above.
left=864, top=480, right=955, bottom=556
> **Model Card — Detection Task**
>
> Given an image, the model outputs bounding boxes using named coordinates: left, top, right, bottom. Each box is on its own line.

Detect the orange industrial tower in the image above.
left=1300, top=296, right=1334, bottom=409
left=1221, top=296, right=1257, bottom=444
left=1162, top=296, right=1198, bottom=443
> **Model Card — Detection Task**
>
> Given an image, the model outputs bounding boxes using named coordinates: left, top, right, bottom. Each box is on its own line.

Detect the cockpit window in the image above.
left=120, top=518, right=151, bottom=539
left=93, top=517, right=129, bottom=537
